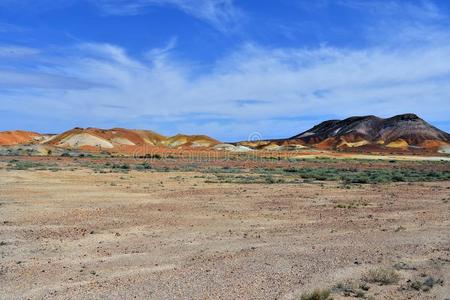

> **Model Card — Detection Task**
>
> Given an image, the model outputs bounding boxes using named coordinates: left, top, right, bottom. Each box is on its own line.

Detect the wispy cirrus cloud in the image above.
left=0, top=45, right=40, bottom=58
left=335, top=0, right=443, bottom=18
left=0, top=0, right=242, bottom=32
left=90, top=0, right=242, bottom=32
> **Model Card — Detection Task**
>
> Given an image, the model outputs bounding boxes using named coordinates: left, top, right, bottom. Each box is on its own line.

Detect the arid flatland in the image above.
left=0, top=156, right=449, bottom=299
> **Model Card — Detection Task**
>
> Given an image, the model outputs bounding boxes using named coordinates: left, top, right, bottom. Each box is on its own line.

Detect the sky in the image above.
left=1, top=0, right=450, bottom=141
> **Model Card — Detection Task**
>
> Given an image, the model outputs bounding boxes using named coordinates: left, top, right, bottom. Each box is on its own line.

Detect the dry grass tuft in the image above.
left=363, top=268, right=400, bottom=285
left=299, top=288, right=331, bottom=300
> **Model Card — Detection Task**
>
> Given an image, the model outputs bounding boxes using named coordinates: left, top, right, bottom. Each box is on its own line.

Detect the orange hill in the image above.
left=0, top=130, right=41, bottom=146
left=44, top=127, right=220, bottom=153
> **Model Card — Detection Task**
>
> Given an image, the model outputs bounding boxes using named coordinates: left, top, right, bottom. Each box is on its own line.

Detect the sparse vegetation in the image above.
left=280, top=167, right=450, bottom=184
left=362, top=268, right=400, bottom=285
left=204, top=173, right=294, bottom=184
left=393, top=261, right=416, bottom=271
left=112, top=163, right=130, bottom=170
left=334, top=199, right=369, bottom=209
left=202, top=166, right=450, bottom=184
left=333, top=282, right=368, bottom=298
left=7, top=160, right=43, bottom=170
left=6, top=160, right=61, bottom=171
left=408, top=276, right=443, bottom=292
left=299, top=288, right=331, bottom=300
left=134, top=162, right=152, bottom=171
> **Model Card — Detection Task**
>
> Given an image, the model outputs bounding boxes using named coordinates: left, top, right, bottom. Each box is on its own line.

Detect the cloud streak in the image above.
left=90, top=0, right=242, bottom=32
left=0, top=0, right=242, bottom=32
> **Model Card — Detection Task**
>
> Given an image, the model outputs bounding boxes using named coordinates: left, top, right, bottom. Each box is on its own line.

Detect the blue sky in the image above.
left=1, top=0, right=450, bottom=141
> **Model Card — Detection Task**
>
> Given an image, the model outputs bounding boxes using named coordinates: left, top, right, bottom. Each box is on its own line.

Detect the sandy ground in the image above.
left=1, top=162, right=450, bottom=299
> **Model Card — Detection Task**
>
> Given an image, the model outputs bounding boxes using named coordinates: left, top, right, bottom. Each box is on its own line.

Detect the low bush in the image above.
left=7, top=160, right=46, bottom=170
left=362, top=268, right=400, bottom=285
left=299, top=288, right=331, bottom=300
left=409, top=276, right=443, bottom=291
left=135, top=162, right=152, bottom=171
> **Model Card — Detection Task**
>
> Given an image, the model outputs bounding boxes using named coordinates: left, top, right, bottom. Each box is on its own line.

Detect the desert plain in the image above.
left=0, top=155, right=449, bottom=300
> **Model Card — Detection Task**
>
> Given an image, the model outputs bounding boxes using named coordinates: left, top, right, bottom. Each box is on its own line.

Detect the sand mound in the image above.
left=58, top=133, right=114, bottom=149
left=163, top=134, right=219, bottom=148
left=261, top=143, right=283, bottom=151
left=337, top=139, right=370, bottom=148
left=213, top=144, right=252, bottom=152
left=386, top=139, right=409, bottom=149
left=279, top=144, right=307, bottom=151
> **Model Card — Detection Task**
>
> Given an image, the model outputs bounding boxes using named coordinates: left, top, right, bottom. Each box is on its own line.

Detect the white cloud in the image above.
left=145, top=36, right=178, bottom=60
left=0, top=0, right=242, bottom=32
left=336, top=0, right=443, bottom=20
left=91, top=0, right=242, bottom=32
left=2, top=30, right=450, bottom=140
left=0, top=45, right=40, bottom=58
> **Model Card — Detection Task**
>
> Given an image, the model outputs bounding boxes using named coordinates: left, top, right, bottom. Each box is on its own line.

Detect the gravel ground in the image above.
left=0, top=162, right=449, bottom=299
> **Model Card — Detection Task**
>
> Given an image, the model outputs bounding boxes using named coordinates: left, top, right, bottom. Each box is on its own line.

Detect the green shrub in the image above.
left=110, top=163, right=130, bottom=171
left=135, top=162, right=152, bottom=171
left=7, top=161, right=45, bottom=170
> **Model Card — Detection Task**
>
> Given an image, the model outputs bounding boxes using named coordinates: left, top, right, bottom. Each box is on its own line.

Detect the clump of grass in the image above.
left=335, top=204, right=347, bottom=209
left=333, top=281, right=368, bottom=297
left=362, top=268, right=400, bottom=285
left=393, top=261, right=416, bottom=271
left=47, top=167, right=62, bottom=172
left=394, top=225, right=406, bottom=232
left=355, top=290, right=365, bottom=298
left=205, top=173, right=296, bottom=184
left=409, top=276, right=443, bottom=292
left=6, top=160, right=56, bottom=170
left=134, top=162, right=152, bottom=171
left=203, top=167, right=243, bottom=174
left=113, top=163, right=130, bottom=170
left=299, top=288, right=331, bottom=300
left=335, top=200, right=369, bottom=209
left=94, top=163, right=131, bottom=173
left=137, top=154, right=161, bottom=159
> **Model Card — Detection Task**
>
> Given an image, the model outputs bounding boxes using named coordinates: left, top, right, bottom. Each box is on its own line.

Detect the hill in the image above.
left=1, top=114, right=449, bottom=155
left=43, top=127, right=219, bottom=153
left=237, top=114, right=450, bottom=153
left=0, top=130, right=42, bottom=146
left=289, top=114, right=449, bottom=152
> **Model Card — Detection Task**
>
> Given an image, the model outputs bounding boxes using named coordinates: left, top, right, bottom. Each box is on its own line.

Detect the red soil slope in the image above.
left=0, top=130, right=41, bottom=146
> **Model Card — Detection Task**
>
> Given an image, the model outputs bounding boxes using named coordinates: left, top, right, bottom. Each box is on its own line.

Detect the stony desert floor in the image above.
left=0, top=157, right=449, bottom=299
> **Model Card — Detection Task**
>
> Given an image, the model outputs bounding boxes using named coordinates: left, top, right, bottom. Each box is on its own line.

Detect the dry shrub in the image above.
left=363, top=268, right=400, bottom=285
